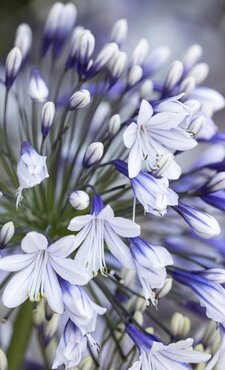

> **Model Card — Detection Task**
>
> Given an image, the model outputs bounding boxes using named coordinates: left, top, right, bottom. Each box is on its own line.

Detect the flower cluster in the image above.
left=0, top=2, right=225, bottom=369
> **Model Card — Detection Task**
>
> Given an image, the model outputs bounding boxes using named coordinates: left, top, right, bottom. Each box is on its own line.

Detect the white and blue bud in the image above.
left=41, top=101, right=55, bottom=137
left=82, top=142, right=104, bottom=168
left=69, top=190, right=90, bottom=210
left=5, top=47, right=22, bottom=89
left=182, top=44, right=203, bottom=71
left=93, top=43, right=119, bottom=73
left=175, top=202, right=221, bottom=238
left=187, top=116, right=205, bottom=137
left=110, top=18, right=128, bottom=46
left=110, top=51, right=127, bottom=82
left=140, top=79, right=153, bottom=99
left=14, top=23, right=32, bottom=63
left=127, top=65, right=143, bottom=86
left=77, top=30, right=95, bottom=66
left=179, top=77, right=196, bottom=100
left=69, top=89, right=91, bottom=110
left=187, top=62, right=209, bottom=85
left=108, top=114, right=121, bottom=137
left=0, top=221, right=15, bottom=247
left=131, top=38, right=149, bottom=66
left=28, top=68, right=49, bottom=102
left=41, top=2, right=64, bottom=56
left=164, top=61, right=183, bottom=90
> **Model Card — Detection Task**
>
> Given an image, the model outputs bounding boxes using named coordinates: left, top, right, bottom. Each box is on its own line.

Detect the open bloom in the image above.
left=52, top=320, right=87, bottom=369
left=0, top=232, right=90, bottom=313
left=68, top=194, right=140, bottom=273
left=16, top=141, right=49, bottom=206
left=123, top=99, right=196, bottom=178
left=126, top=324, right=211, bottom=370
left=115, top=160, right=178, bottom=216
left=129, top=237, right=173, bottom=304
left=60, top=278, right=106, bottom=334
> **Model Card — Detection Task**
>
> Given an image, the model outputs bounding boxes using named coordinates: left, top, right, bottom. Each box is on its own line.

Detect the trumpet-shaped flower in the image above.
left=129, top=237, right=173, bottom=304
left=68, top=194, right=140, bottom=273
left=60, top=278, right=106, bottom=334
left=16, top=142, right=49, bottom=206
left=0, top=232, right=90, bottom=313
left=123, top=99, right=196, bottom=178
left=126, top=324, right=211, bottom=370
left=115, top=160, right=178, bottom=216
left=52, top=320, right=87, bottom=369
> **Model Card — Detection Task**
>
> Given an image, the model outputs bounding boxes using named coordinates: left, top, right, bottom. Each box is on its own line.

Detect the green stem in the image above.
left=7, top=301, right=33, bottom=370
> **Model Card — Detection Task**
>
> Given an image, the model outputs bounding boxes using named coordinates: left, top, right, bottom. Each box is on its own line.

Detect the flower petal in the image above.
left=21, top=231, right=48, bottom=252
left=49, top=256, right=90, bottom=285
left=137, top=100, right=153, bottom=125
left=104, top=225, right=135, bottom=269
left=67, top=215, right=93, bottom=231
left=0, top=254, right=34, bottom=271
left=44, top=264, right=64, bottom=314
left=107, top=217, right=140, bottom=238
left=128, top=141, right=142, bottom=178
left=2, top=264, right=34, bottom=307
left=123, top=122, right=138, bottom=148
left=48, top=235, right=76, bottom=258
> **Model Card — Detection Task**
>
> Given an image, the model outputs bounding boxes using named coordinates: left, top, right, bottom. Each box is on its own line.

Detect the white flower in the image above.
left=60, top=279, right=106, bottom=334
left=68, top=195, right=140, bottom=273
left=0, top=232, right=90, bottom=313
left=123, top=99, right=196, bottom=178
left=16, top=141, right=49, bottom=207
left=52, top=320, right=87, bottom=369
left=130, top=237, right=173, bottom=304
left=126, top=324, right=211, bottom=370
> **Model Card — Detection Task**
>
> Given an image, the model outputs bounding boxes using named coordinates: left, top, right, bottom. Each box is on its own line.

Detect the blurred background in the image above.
left=1, top=0, right=225, bottom=120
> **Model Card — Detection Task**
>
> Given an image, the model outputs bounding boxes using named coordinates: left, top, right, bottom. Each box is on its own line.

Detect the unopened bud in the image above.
left=94, top=43, right=119, bottom=72
left=188, top=116, right=205, bottom=137
left=182, top=317, right=191, bottom=336
left=131, top=39, right=149, bottom=66
left=156, top=278, right=172, bottom=299
left=111, top=18, right=128, bottom=45
left=187, top=63, right=209, bottom=85
left=14, top=23, right=32, bottom=62
left=140, top=79, right=153, bottom=99
left=0, top=222, right=15, bottom=246
left=69, top=89, right=91, bottom=110
left=0, top=348, right=7, bottom=370
left=164, top=61, right=183, bottom=90
left=185, top=99, right=201, bottom=115
left=135, top=297, right=147, bottom=312
left=83, top=142, right=104, bottom=168
left=110, top=51, right=127, bottom=82
left=145, top=327, right=154, bottom=334
left=32, top=299, right=45, bottom=326
left=41, top=101, right=55, bottom=137
left=69, top=190, right=90, bottom=210
left=78, top=30, right=95, bottom=62
left=182, top=44, right=203, bottom=71
left=44, top=313, right=59, bottom=346
left=127, top=65, right=143, bottom=86
left=133, top=311, right=143, bottom=326
left=180, top=77, right=196, bottom=100
left=5, top=47, right=22, bottom=89
left=108, top=114, right=121, bottom=137
left=28, top=68, right=49, bottom=102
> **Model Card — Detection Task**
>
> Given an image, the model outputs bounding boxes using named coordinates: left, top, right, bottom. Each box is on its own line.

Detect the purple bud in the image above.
left=5, top=47, right=22, bottom=89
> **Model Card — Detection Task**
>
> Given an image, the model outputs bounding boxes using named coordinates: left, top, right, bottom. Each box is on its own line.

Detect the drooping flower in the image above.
left=60, top=278, right=106, bottom=334
left=0, top=232, right=90, bottom=313
left=52, top=320, right=87, bottom=369
left=126, top=323, right=211, bottom=370
left=16, top=142, right=49, bottom=206
left=115, top=160, right=178, bottom=216
left=129, top=237, right=173, bottom=304
left=123, top=99, right=196, bottom=178
left=68, top=194, right=140, bottom=273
